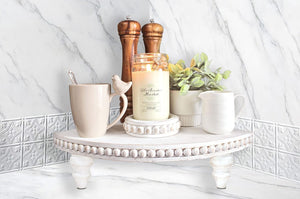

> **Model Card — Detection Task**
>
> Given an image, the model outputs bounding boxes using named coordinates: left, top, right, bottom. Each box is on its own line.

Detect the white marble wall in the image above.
left=149, top=0, right=300, bottom=126
left=0, top=0, right=300, bottom=126
left=0, top=0, right=148, bottom=119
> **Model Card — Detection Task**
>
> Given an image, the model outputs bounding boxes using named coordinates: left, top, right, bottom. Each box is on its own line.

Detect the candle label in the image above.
left=132, top=71, right=169, bottom=121
left=141, top=87, right=162, bottom=96
left=140, top=85, right=163, bottom=112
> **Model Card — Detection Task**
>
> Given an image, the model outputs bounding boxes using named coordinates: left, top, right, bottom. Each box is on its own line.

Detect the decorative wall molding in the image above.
left=0, top=108, right=119, bottom=173
left=234, top=117, right=300, bottom=182
left=0, top=110, right=299, bottom=183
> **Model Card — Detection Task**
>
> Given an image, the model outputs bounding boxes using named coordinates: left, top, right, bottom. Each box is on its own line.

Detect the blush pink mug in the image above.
left=69, top=76, right=131, bottom=138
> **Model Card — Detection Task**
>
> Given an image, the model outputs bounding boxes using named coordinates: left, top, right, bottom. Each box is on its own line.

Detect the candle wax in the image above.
left=132, top=71, right=169, bottom=121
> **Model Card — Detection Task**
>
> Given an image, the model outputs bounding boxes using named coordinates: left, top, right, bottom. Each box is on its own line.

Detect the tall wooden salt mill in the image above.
left=142, top=19, right=164, bottom=53
left=118, top=17, right=141, bottom=122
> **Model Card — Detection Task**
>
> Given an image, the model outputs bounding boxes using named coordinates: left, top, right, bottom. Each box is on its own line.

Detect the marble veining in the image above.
left=0, top=0, right=299, bottom=126
left=0, top=160, right=299, bottom=199
left=0, top=0, right=148, bottom=119
left=149, top=0, right=300, bottom=126
left=0, top=0, right=299, bottom=191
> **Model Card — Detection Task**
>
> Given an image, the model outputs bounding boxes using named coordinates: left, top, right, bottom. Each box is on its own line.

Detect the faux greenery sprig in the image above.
left=168, top=52, right=231, bottom=95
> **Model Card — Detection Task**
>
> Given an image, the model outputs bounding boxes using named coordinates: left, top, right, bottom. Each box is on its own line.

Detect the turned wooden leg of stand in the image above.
left=70, top=155, right=93, bottom=189
left=210, top=154, right=233, bottom=189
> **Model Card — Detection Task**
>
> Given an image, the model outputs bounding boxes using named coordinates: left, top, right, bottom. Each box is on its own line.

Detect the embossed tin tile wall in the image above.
left=0, top=108, right=119, bottom=173
left=1, top=109, right=299, bottom=183
left=234, top=118, right=300, bottom=182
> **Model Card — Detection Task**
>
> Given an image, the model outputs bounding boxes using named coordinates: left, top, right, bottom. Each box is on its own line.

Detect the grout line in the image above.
left=65, top=113, right=68, bottom=131
left=277, top=175, right=300, bottom=183
left=0, top=143, right=22, bottom=148
left=21, top=140, right=46, bottom=144
left=251, top=118, right=254, bottom=170
left=0, top=117, right=23, bottom=123
left=22, top=164, right=44, bottom=171
left=43, top=115, right=47, bottom=167
left=277, top=150, right=300, bottom=157
left=44, top=115, right=48, bottom=166
left=45, top=115, right=49, bottom=140
left=0, top=169, right=20, bottom=175
left=275, top=123, right=278, bottom=177
left=253, top=144, right=276, bottom=151
left=67, top=113, right=70, bottom=131
left=20, top=118, right=24, bottom=170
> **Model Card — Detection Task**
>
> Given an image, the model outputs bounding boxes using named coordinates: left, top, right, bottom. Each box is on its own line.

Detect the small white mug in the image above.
left=199, top=91, right=245, bottom=135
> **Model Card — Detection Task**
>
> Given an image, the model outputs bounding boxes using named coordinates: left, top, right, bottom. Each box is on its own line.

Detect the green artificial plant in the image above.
left=168, top=52, right=231, bottom=95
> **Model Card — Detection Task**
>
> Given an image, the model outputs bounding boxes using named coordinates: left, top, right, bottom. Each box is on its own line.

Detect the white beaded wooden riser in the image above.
left=54, top=125, right=252, bottom=189
left=54, top=125, right=252, bottom=162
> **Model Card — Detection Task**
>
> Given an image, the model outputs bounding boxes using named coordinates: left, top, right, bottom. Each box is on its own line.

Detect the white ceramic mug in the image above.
left=198, top=91, right=245, bottom=135
left=69, top=83, right=128, bottom=138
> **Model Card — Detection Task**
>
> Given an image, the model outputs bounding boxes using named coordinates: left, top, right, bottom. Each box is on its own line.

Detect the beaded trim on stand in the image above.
left=54, top=136, right=252, bottom=161
left=123, top=114, right=181, bottom=138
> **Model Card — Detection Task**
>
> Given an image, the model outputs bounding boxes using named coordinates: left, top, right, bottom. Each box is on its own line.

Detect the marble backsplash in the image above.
left=0, top=0, right=299, bottom=185
left=149, top=0, right=300, bottom=126
left=0, top=0, right=149, bottom=118
left=0, top=0, right=300, bottom=126
left=0, top=109, right=299, bottom=182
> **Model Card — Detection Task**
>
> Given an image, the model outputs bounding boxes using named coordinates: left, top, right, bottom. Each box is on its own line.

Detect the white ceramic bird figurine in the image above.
left=112, top=75, right=132, bottom=95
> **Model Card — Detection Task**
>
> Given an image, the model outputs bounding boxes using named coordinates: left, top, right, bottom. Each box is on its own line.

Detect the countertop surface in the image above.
left=0, top=159, right=299, bottom=199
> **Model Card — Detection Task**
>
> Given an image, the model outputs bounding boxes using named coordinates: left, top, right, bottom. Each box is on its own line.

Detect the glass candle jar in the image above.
left=132, top=53, right=169, bottom=121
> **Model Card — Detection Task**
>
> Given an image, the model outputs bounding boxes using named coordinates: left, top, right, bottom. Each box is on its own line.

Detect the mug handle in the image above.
left=107, top=93, right=128, bottom=130
left=234, top=94, right=245, bottom=118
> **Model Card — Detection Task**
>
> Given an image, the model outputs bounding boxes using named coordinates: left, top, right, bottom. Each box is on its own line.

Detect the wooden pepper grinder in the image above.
left=118, top=16, right=141, bottom=122
left=142, top=19, right=164, bottom=53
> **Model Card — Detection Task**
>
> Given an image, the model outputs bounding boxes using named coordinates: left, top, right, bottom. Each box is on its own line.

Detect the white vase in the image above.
left=170, top=90, right=202, bottom=127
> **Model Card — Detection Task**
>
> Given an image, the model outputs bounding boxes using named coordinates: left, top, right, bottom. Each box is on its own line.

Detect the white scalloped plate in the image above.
left=123, top=114, right=181, bottom=138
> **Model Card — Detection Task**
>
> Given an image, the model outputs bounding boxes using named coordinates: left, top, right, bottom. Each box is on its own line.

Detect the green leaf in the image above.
left=175, top=73, right=184, bottom=77
left=191, top=67, right=201, bottom=72
left=170, top=63, right=184, bottom=74
left=169, top=52, right=231, bottom=92
left=178, top=80, right=186, bottom=87
left=191, top=77, right=204, bottom=87
left=193, top=73, right=202, bottom=78
left=184, top=68, right=192, bottom=76
left=194, top=53, right=200, bottom=63
left=170, top=64, right=178, bottom=73
left=215, top=73, right=223, bottom=82
left=193, top=54, right=201, bottom=67
left=208, top=81, right=217, bottom=87
left=180, top=84, right=190, bottom=95
left=176, top=60, right=185, bottom=68
left=204, top=60, right=211, bottom=69
left=223, top=70, right=231, bottom=79
left=200, top=52, right=208, bottom=62
left=191, top=76, right=200, bottom=84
